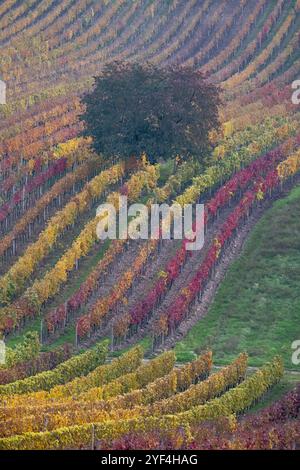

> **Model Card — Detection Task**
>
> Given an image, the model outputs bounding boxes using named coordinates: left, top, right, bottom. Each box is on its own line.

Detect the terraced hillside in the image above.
left=0, top=0, right=300, bottom=450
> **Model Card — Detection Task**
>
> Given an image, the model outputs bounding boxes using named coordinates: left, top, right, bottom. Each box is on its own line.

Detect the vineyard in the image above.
left=0, top=0, right=300, bottom=451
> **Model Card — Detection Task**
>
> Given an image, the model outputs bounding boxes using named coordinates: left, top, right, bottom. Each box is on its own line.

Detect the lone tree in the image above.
left=81, top=62, right=221, bottom=164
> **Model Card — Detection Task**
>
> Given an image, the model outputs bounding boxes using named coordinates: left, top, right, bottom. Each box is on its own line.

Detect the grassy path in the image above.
left=175, top=184, right=300, bottom=368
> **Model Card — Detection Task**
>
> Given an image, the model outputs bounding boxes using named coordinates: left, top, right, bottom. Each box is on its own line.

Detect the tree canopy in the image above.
left=81, top=62, right=221, bottom=164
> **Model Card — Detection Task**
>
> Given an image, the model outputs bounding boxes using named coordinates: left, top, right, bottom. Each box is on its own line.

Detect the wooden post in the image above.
left=111, top=325, right=114, bottom=352
left=22, top=185, right=26, bottom=212
left=40, top=319, right=43, bottom=344
left=64, top=301, right=68, bottom=327
left=75, top=323, right=78, bottom=348
left=91, top=424, right=95, bottom=450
